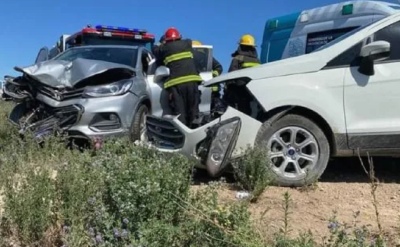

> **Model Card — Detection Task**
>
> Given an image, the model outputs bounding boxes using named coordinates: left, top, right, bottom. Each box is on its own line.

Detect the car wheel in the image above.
left=130, top=104, right=149, bottom=142
left=255, top=114, right=330, bottom=187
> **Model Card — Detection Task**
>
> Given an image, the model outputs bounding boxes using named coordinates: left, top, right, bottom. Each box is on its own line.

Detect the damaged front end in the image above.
left=144, top=106, right=262, bottom=177
left=5, top=58, right=135, bottom=143
left=5, top=72, right=85, bottom=143
left=8, top=101, right=83, bottom=143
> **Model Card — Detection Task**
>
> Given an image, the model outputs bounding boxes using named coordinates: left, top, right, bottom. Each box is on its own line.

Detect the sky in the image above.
left=0, top=0, right=398, bottom=78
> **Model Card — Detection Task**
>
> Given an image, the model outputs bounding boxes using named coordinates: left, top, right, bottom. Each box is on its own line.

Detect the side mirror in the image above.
left=154, top=66, right=170, bottom=83
left=358, top=41, right=390, bottom=76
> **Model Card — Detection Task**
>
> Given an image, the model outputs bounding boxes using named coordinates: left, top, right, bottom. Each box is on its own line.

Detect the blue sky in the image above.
left=0, top=0, right=397, bottom=78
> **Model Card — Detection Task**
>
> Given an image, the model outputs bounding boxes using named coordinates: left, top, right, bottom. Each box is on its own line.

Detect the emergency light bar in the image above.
left=94, top=25, right=148, bottom=34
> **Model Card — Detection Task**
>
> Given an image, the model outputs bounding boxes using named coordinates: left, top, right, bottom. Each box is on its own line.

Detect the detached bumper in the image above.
left=142, top=107, right=262, bottom=176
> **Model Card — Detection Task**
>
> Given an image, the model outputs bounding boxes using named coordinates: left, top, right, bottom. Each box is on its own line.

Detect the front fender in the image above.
left=247, top=72, right=346, bottom=134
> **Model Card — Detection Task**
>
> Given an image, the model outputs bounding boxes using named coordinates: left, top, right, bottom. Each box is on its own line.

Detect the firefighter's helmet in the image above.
left=192, top=40, right=202, bottom=46
left=239, top=34, right=256, bottom=47
left=164, top=27, right=181, bottom=41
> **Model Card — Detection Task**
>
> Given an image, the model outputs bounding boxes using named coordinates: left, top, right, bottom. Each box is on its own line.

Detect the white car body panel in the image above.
left=247, top=68, right=347, bottom=133
left=344, top=62, right=400, bottom=134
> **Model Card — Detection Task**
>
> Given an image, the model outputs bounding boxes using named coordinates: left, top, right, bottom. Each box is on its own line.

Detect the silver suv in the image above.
left=5, top=45, right=214, bottom=142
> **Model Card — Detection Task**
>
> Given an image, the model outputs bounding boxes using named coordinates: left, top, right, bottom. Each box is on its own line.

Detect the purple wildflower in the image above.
left=95, top=234, right=103, bottom=244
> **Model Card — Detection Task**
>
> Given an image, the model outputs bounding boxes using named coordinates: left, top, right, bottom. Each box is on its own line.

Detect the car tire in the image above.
left=254, top=114, right=330, bottom=187
left=130, top=104, right=149, bottom=142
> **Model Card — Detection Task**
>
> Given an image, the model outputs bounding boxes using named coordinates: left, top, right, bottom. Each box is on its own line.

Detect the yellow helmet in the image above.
left=192, top=40, right=202, bottom=46
left=239, top=34, right=256, bottom=47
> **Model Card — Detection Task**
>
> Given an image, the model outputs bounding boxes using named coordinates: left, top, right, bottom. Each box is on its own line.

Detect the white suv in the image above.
left=144, top=12, right=400, bottom=187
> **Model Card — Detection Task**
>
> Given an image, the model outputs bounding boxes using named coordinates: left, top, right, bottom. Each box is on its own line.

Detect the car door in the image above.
left=343, top=21, right=400, bottom=149
left=144, top=49, right=165, bottom=117
left=147, top=45, right=214, bottom=117
left=35, top=47, right=49, bottom=63
left=192, top=44, right=213, bottom=113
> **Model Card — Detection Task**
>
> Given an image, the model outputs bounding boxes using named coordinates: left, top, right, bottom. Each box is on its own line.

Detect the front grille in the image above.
left=33, top=104, right=83, bottom=134
left=146, top=116, right=185, bottom=149
left=38, top=85, right=84, bottom=101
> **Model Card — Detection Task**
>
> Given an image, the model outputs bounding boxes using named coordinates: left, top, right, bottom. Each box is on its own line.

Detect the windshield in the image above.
left=312, top=22, right=375, bottom=53
left=83, top=35, right=154, bottom=51
left=53, top=47, right=139, bottom=68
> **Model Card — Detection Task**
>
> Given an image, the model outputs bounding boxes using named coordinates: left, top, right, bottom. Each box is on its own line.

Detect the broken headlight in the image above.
left=83, top=79, right=132, bottom=98
left=205, top=117, right=241, bottom=177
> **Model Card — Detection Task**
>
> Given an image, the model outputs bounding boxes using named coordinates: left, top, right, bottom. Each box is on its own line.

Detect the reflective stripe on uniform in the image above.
left=163, top=51, right=193, bottom=65
left=212, top=70, right=219, bottom=77
left=164, top=75, right=202, bottom=88
left=211, top=85, right=219, bottom=91
left=242, top=62, right=260, bottom=68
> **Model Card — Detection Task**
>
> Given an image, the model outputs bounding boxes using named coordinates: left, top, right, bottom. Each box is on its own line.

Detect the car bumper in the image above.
left=142, top=107, right=262, bottom=174
left=36, top=92, right=140, bottom=139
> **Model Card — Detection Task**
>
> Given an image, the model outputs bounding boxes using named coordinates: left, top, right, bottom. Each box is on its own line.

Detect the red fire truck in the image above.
left=36, top=24, right=156, bottom=63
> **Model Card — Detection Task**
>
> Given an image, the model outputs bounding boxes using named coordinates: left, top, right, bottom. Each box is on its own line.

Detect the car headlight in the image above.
left=205, top=117, right=241, bottom=177
left=83, top=79, right=133, bottom=98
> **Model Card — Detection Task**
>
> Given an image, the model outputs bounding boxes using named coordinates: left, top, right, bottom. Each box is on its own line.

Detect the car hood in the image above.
left=204, top=53, right=328, bottom=87
left=14, top=58, right=136, bottom=89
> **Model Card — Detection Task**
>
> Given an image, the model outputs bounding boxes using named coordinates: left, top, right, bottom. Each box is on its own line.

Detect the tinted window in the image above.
left=141, top=50, right=156, bottom=75
left=35, top=47, right=49, bottom=63
left=54, top=47, right=138, bottom=68
left=306, top=27, right=359, bottom=54
left=325, top=21, right=400, bottom=68
left=48, top=47, right=60, bottom=59
left=325, top=41, right=363, bottom=68
left=193, top=47, right=211, bottom=72
left=373, top=21, right=400, bottom=61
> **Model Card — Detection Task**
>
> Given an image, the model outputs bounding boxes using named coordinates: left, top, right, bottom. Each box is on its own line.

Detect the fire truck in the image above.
left=35, top=24, right=156, bottom=63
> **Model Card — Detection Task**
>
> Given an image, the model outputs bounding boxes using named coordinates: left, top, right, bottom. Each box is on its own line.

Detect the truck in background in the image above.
left=260, top=0, right=400, bottom=63
left=35, top=24, right=156, bottom=63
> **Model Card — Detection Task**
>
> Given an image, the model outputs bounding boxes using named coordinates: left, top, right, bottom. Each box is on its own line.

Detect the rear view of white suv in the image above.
left=144, top=11, right=400, bottom=187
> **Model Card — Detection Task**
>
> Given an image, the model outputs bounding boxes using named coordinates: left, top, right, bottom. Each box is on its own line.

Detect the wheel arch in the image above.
left=141, top=97, right=151, bottom=112
left=259, top=105, right=338, bottom=156
left=129, top=95, right=151, bottom=124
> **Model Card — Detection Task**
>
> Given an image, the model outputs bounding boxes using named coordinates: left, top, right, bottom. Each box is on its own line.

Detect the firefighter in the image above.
left=152, top=27, right=203, bottom=127
left=223, top=34, right=260, bottom=115
left=191, top=40, right=223, bottom=111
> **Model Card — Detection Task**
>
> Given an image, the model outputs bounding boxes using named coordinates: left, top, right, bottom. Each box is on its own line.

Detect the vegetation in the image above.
left=0, top=101, right=392, bottom=246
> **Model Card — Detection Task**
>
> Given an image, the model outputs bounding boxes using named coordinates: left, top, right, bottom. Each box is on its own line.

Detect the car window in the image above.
left=325, top=21, right=400, bottom=68
left=325, top=41, right=364, bottom=68
left=35, top=47, right=49, bottom=63
left=372, top=21, right=400, bottom=61
left=48, top=47, right=60, bottom=60
left=193, top=47, right=212, bottom=72
left=53, top=47, right=138, bottom=68
left=141, top=50, right=156, bottom=75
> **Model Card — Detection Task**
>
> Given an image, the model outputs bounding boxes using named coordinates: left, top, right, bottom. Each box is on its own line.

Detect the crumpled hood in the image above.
left=204, top=52, right=328, bottom=87
left=14, top=58, right=136, bottom=88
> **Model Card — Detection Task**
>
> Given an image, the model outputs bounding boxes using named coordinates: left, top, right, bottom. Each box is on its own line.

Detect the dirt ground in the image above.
left=196, top=157, right=400, bottom=243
